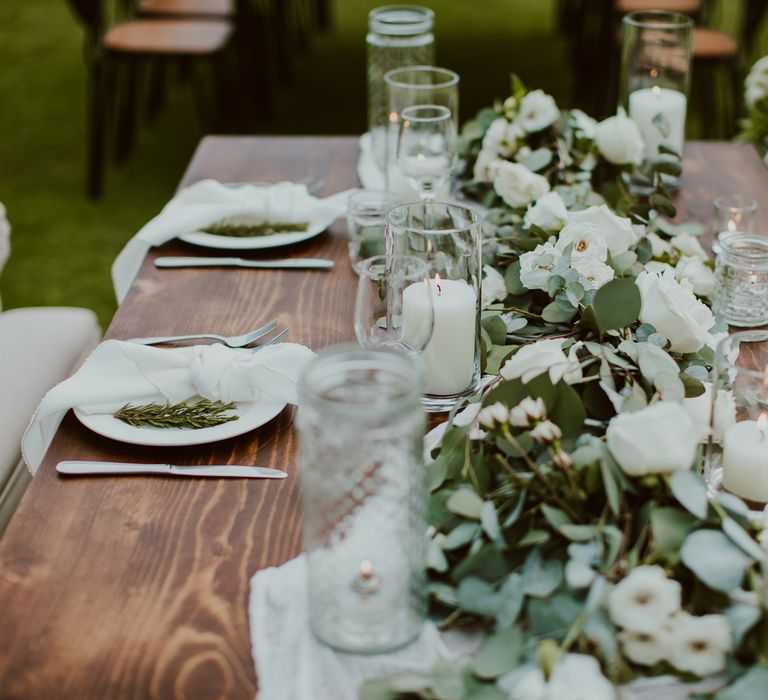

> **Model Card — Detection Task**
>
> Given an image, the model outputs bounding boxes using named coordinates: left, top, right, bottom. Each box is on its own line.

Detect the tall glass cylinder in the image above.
left=620, top=11, right=693, bottom=189
left=386, top=202, right=482, bottom=412
left=384, top=66, right=460, bottom=201
left=367, top=6, right=435, bottom=171
left=297, top=346, right=427, bottom=653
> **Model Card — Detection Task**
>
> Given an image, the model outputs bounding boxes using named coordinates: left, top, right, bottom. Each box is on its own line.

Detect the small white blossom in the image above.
left=524, top=191, right=568, bottom=231
left=667, top=612, right=732, bottom=677
left=570, top=109, right=597, bottom=138
left=478, top=402, right=510, bottom=429
left=618, top=628, right=669, bottom=667
left=501, top=338, right=583, bottom=385
left=565, top=558, right=596, bottom=588
left=494, top=161, right=551, bottom=209
left=473, top=148, right=504, bottom=182
left=672, top=232, right=708, bottom=261
left=572, top=256, right=615, bottom=290
left=646, top=231, right=673, bottom=258
left=557, top=222, right=608, bottom=261
left=503, top=95, right=519, bottom=119
left=608, top=565, right=681, bottom=632
left=519, top=242, right=561, bottom=291
left=482, top=264, right=508, bottom=307
left=483, top=117, right=523, bottom=157
left=508, top=396, right=547, bottom=427
left=530, top=419, right=562, bottom=444
left=552, top=450, right=573, bottom=469
left=515, top=89, right=559, bottom=133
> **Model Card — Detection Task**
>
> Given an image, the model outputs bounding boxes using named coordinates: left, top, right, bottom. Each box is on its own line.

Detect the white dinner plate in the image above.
left=73, top=398, right=286, bottom=447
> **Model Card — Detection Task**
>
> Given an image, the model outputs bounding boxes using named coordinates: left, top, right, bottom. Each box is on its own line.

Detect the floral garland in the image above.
left=363, top=80, right=768, bottom=699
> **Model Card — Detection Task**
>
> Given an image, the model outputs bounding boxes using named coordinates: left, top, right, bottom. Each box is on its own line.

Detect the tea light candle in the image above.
left=722, top=414, right=768, bottom=503
left=402, top=276, right=476, bottom=395
left=628, top=86, right=687, bottom=159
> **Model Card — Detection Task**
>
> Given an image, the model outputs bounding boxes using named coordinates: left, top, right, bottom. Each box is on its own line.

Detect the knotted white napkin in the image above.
left=357, top=133, right=387, bottom=191
left=22, top=339, right=316, bottom=473
left=111, top=180, right=350, bottom=303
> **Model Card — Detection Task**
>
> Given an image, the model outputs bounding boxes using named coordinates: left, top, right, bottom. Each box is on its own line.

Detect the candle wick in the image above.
left=436, top=282, right=442, bottom=295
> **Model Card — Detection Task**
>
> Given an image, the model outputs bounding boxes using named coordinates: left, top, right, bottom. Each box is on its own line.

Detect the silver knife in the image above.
left=155, top=256, right=335, bottom=270
left=56, top=461, right=287, bottom=479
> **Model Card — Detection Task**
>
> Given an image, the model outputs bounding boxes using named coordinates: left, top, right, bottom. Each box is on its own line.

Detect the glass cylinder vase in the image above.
left=386, top=202, right=482, bottom=412
left=297, top=345, right=427, bottom=653
left=367, top=6, right=435, bottom=172
left=706, top=331, right=768, bottom=510
left=713, top=234, right=768, bottom=328
left=620, top=11, right=693, bottom=191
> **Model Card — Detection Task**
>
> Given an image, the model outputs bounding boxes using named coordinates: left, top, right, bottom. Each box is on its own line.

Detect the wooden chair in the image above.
left=137, top=0, right=234, bottom=19
left=65, top=0, right=233, bottom=197
left=691, top=27, right=740, bottom=137
left=614, top=0, right=702, bottom=14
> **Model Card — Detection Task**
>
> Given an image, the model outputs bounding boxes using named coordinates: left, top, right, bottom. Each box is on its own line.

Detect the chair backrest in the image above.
left=0, top=203, right=10, bottom=311
left=64, top=0, right=105, bottom=42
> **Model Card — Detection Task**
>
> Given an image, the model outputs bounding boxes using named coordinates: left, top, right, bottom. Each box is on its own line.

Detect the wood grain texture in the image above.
left=0, top=138, right=765, bottom=699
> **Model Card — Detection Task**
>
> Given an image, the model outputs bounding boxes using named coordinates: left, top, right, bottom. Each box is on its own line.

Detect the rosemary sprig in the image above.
left=114, top=399, right=239, bottom=429
left=202, top=221, right=309, bottom=237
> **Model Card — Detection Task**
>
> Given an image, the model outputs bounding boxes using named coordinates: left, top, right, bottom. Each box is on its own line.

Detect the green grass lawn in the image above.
left=0, top=0, right=759, bottom=329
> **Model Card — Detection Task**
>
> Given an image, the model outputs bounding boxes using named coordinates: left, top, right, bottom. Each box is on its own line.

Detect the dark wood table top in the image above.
left=0, top=137, right=766, bottom=699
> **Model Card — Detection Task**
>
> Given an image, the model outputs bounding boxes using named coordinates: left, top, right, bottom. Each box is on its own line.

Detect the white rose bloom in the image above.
left=478, top=402, right=510, bottom=429
left=635, top=270, right=716, bottom=353
left=482, top=117, right=522, bottom=157
left=667, top=612, right=732, bottom=677
left=501, top=338, right=582, bottom=385
left=568, top=205, right=636, bottom=256
left=473, top=148, right=504, bottom=183
left=557, top=222, right=608, bottom=261
left=573, top=256, right=615, bottom=290
left=646, top=231, right=673, bottom=258
left=606, top=402, right=705, bottom=476
left=494, top=161, right=551, bottom=209
left=503, top=666, right=548, bottom=700
left=482, top=264, right=508, bottom=307
left=675, top=256, right=716, bottom=297
left=608, top=565, right=681, bottom=632
left=644, top=260, right=675, bottom=275
left=745, top=56, right=768, bottom=107
left=618, top=628, right=669, bottom=666
left=570, top=109, right=597, bottom=139
left=524, top=191, right=568, bottom=231
left=594, top=108, right=645, bottom=166
left=547, top=654, right=616, bottom=700
left=519, top=242, right=561, bottom=291
left=682, top=382, right=737, bottom=444
left=516, top=89, right=559, bottom=133
left=672, top=232, right=708, bottom=261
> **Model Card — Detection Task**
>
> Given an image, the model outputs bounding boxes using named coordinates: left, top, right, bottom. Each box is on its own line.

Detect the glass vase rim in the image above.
left=400, top=104, right=452, bottom=123
left=384, top=65, right=460, bottom=90
left=718, top=234, right=768, bottom=261
left=368, top=5, right=434, bottom=36
left=357, top=253, right=431, bottom=281
left=716, top=330, right=768, bottom=381
left=622, top=10, right=694, bottom=30
left=298, top=344, right=423, bottom=417
left=386, top=201, right=482, bottom=235
left=713, top=194, right=759, bottom=213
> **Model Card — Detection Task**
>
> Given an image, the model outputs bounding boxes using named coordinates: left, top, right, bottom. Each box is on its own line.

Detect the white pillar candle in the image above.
left=402, top=277, right=476, bottom=396
left=722, top=416, right=768, bottom=503
left=628, top=87, right=687, bottom=159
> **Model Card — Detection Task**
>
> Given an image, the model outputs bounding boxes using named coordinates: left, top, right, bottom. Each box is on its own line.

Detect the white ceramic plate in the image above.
left=73, top=399, right=286, bottom=447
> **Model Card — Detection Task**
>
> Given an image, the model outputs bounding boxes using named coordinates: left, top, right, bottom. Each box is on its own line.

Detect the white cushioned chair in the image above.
left=0, top=203, right=101, bottom=533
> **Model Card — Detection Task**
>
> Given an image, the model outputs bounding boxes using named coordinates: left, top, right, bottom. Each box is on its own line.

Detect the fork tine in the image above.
left=253, top=328, right=289, bottom=350
left=245, top=320, right=279, bottom=343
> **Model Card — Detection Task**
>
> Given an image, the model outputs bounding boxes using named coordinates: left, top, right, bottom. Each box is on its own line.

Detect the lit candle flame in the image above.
left=758, top=414, right=767, bottom=441
left=360, top=560, right=373, bottom=581
left=434, top=273, right=443, bottom=295
left=389, top=112, right=399, bottom=123
left=650, top=68, right=658, bottom=79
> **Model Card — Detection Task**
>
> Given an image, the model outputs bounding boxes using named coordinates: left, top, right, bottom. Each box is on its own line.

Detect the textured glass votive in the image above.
left=712, top=195, right=759, bottom=255
left=347, top=190, right=398, bottom=273
left=297, top=346, right=426, bottom=654
left=713, top=235, right=768, bottom=327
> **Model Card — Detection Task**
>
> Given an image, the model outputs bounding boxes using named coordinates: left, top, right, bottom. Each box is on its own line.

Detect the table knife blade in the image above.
left=56, top=461, right=287, bottom=479
left=155, top=256, right=334, bottom=270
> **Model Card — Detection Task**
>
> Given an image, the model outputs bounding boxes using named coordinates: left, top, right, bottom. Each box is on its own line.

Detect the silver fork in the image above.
left=127, top=320, right=280, bottom=348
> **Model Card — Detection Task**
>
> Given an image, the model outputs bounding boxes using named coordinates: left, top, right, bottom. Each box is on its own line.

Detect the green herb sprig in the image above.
left=114, top=399, right=238, bottom=429
left=202, top=221, right=308, bottom=238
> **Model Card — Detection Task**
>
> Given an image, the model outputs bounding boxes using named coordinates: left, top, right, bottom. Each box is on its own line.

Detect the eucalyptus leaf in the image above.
left=482, top=315, right=508, bottom=345
left=670, top=470, right=709, bottom=519
left=714, top=667, right=768, bottom=700
left=560, top=524, right=598, bottom=541
left=522, top=550, right=564, bottom=597
left=427, top=538, right=449, bottom=572
left=496, top=574, right=525, bottom=629
left=725, top=603, right=763, bottom=647
left=592, top=278, right=641, bottom=331
left=443, top=522, right=481, bottom=551
left=471, top=628, right=523, bottom=680
left=680, top=529, right=752, bottom=592
left=481, top=501, right=503, bottom=542
left=505, top=260, right=526, bottom=295
left=651, top=506, right=696, bottom=557
left=722, top=517, right=767, bottom=561
left=457, top=576, right=499, bottom=617
left=447, top=489, right=485, bottom=520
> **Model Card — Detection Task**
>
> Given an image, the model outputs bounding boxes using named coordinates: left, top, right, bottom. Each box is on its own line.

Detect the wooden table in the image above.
left=0, top=138, right=766, bottom=699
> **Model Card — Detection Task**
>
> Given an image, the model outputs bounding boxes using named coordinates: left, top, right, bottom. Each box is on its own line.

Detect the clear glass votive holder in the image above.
left=706, top=331, right=768, bottom=509
left=367, top=6, right=435, bottom=171
left=712, top=195, right=759, bottom=255
left=347, top=190, right=399, bottom=273
left=713, top=235, right=768, bottom=328
left=620, top=11, right=693, bottom=192
left=297, top=345, right=427, bottom=654
left=386, top=201, right=482, bottom=412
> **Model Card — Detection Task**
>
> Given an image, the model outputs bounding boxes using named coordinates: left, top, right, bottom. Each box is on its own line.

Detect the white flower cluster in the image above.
left=609, top=566, right=732, bottom=677
left=519, top=202, right=636, bottom=292
left=745, top=56, right=768, bottom=108
left=594, top=108, right=645, bottom=166
left=503, top=654, right=615, bottom=700
left=645, top=231, right=716, bottom=297
left=500, top=338, right=582, bottom=385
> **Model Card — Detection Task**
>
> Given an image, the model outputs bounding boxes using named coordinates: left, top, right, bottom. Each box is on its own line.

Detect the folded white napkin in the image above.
left=112, top=180, right=350, bottom=303
left=22, top=339, right=316, bottom=473
left=357, top=133, right=387, bottom=191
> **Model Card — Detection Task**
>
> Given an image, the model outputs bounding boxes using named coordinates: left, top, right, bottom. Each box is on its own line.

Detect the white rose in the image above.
left=501, top=665, right=548, bottom=700
left=606, top=402, right=705, bottom=476
left=519, top=242, right=561, bottom=291
left=524, top=191, right=568, bottom=231
left=568, top=205, right=636, bottom=256
left=570, top=109, right=597, bottom=139
left=745, top=56, right=768, bottom=107
left=557, top=222, right=608, bottom=261
left=547, top=654, right=616, bottom=700
left=473, top=148, right=504, bottom=183
left=516, top=89, right=559, bottom=133
left=494, top=161, right=551, bottom=209
left=646, top=231, right=673, bottom=258
left=482, top=117, right=522, bottom=157
left=667, top=612, right=732, bottom=677
left=618, top=628, right=669, bottom=666
left=594, top=108, right=645, bottom=166
left=644, top=260, right=675, bottom=275
left=608, top=565, right=681, bottom=632
left=635, top=270, right=715, bottom=353
left=672, top=232, right=708, bottom=261
left=572, top=256, right=615, bottom=290
left=682, top=382, right=736, bottom=444
left=675, top=256, right=716, bottom=297
left=501, top=338, right=582, bottom=385
left=482, top=264, right=508, bottom=307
